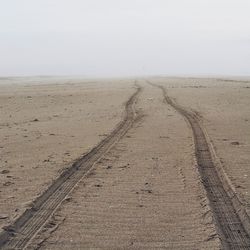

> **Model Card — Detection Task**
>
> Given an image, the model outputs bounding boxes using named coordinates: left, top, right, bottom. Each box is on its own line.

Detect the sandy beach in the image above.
left=0, top=78, right=134, bottom=229
left=0, top=77, right=250, bottom=249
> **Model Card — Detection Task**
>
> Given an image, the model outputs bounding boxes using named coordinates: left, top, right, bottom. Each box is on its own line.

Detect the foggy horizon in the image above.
left=1, top=0, right=250, bottom=77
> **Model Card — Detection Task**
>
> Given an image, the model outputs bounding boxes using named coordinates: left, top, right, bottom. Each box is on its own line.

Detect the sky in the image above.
left=0, top=0, right=250, bottom=77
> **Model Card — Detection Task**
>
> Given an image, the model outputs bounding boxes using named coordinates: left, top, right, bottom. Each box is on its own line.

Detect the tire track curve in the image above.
left=149, top=81, right=250, bottom=249
left=0, top=85, right=142, bottom=250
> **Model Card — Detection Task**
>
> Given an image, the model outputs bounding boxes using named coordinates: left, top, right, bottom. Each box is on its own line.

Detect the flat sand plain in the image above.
left=36, top=81, right=219, bottom=249
left=153, top=77, right=250, bottom=212
left=0, top=78, right=134, bottom=230
left=0, top=77, right=249, bottom=249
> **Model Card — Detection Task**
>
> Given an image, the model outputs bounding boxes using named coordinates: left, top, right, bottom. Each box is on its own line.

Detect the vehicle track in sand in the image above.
left=149, top=81, right=250, bottom=249
left=0, top=85, right=142, bottom=250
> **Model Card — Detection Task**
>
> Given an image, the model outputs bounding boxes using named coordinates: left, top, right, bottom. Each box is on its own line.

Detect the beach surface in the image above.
left=1, top=77, right=250, bottom=249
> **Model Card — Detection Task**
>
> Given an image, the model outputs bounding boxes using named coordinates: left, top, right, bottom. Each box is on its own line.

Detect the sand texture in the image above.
left=0, top=78, right=134, bottom=230
left=1, top=77, right=250, bottom=249
left=156, top=78, right=250, bottom=211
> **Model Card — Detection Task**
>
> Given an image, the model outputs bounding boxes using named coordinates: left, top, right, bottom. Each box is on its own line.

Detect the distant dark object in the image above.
left=0, top=215, right=8, bottom=220
left=0, top=170, right=10, bottom=174
left=231, top=141, right=240, bottom=145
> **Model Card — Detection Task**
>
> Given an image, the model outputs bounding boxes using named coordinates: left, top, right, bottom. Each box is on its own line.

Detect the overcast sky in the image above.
left=0, top=0, right=250, bottom=77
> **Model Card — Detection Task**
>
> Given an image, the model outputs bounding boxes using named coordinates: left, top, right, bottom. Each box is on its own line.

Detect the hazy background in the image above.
left=0, top=0, right=250, bottom=77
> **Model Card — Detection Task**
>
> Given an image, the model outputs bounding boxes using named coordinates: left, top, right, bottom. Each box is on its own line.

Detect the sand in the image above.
left=29, top=81, right=219, bottom=249
left=0, top=78, right=134, bottom=230
left=153, top=77, right=250, bottom=212
left=1, top=77, right=249, bottom=249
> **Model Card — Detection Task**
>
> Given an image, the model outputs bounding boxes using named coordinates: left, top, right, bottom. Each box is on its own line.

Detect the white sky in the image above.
left=0, top=0, right=250, bottom=77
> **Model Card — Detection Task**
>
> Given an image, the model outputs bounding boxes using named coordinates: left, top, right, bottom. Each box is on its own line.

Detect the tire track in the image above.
left=0, top=85, right=142, bottom=250
left=149, top=81, right=250, bottom=249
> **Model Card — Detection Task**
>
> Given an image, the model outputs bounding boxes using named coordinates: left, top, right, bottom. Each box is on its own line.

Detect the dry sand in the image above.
left=30, top=81, right=219, bottom=249
left=153, top=77, right=250, bottom=213
left=1, top=77, right=250, bottom=249
left=0, top=78, right=134, bottom=230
